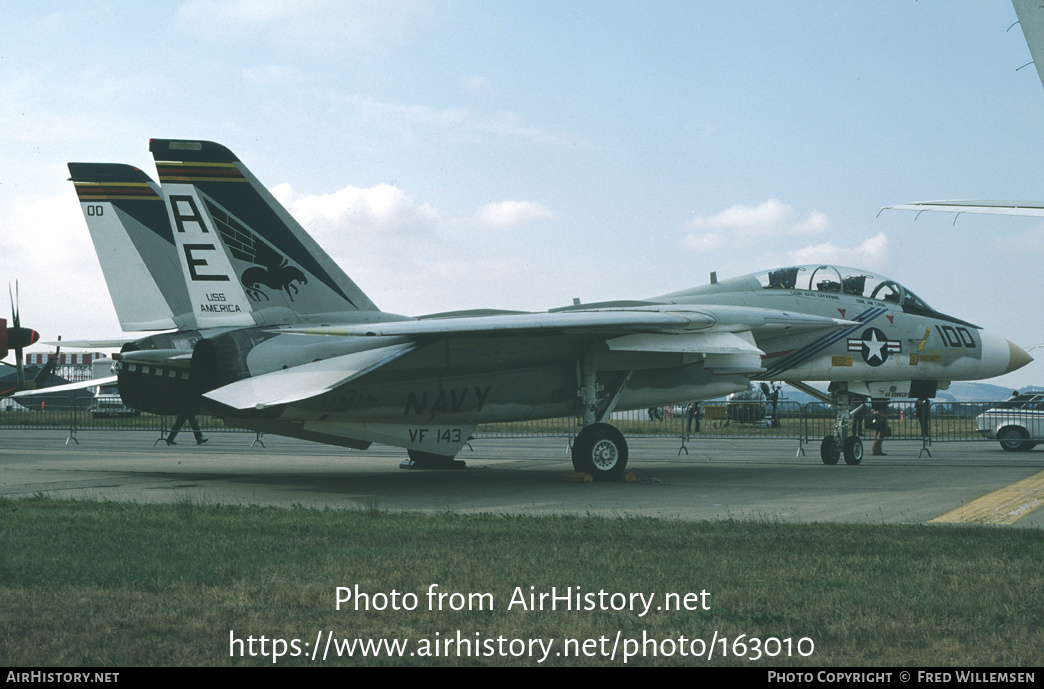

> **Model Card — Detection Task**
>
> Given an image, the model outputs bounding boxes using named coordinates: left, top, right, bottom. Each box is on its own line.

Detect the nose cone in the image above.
left=1005, top=339, right=1033, bottom=374
left=9, top=327, right=39, bottom=349
left=977, top=332, right=1033, bottom=379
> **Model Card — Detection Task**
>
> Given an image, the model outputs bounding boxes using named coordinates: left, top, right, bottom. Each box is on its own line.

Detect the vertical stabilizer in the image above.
left=69, top=163, right=194, bottom=330
left=149, top=139, right=379, bottom=328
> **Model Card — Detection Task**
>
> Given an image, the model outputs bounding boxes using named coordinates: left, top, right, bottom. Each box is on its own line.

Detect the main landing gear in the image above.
left=571, top=423, right=629, bottom=481
left=571, top=354, right=632, bottom=481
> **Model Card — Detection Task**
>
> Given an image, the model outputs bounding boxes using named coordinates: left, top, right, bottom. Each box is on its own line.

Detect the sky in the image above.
left=2, top=1, right=1042, bottom=388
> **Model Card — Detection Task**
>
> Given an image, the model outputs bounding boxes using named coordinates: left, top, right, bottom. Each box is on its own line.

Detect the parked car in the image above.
left=725, top=382, right=770, bottom=424
left=976, top=393, right=1043, bottom=452
left=87, top=358, right=138, bottom=419
left=0, top=398, right=27, bottom=412
left=88, top=381, right=139, bottom=418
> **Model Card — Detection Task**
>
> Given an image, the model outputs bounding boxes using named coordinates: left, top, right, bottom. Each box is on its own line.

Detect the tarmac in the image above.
left=1, top=429, right=1043, bottom=527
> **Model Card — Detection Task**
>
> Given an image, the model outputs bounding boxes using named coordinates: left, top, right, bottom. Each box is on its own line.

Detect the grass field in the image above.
left=1, top=497, right=1041, bottom=667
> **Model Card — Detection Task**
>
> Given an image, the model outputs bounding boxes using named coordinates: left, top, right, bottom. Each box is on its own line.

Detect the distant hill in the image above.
left=934, top=382, right=1023, bottom=403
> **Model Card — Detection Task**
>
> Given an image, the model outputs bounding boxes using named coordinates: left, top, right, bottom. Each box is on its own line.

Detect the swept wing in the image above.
left=278, top=306, right=850, bottom=338
left=204, top=306, right=854, bottom=411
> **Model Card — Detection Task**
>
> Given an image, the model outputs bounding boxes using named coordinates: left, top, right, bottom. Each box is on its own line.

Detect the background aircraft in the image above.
left=884, top=0, right=1044, bottom=219
left=0, top=361, right=52, bottom=399
left=0, top=282, right=51, bottom=395
left=31, top=139, right=1031, bottom=478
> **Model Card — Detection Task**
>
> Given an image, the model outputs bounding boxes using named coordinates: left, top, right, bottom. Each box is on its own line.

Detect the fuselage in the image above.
left=113, top=264, right=1031, bottom=453
left=655, top=265, right=1028, bottom=398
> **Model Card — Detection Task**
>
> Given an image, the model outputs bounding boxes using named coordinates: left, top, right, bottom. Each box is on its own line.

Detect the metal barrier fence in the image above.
left=474, top=401, right=805, bottom=440
left=1, top=396, right=249, bottom=445
left=1, top=398, right=1040, bottom=450
left=801, top=400, right=1041, bottom=443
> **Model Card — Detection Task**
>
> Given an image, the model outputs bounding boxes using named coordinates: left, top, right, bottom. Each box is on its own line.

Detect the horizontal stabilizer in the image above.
left=12, top=375, right=118, bottom=398
left=204, top=343, right=414, bottom=410
left=43, top=338, right=133, bottom=349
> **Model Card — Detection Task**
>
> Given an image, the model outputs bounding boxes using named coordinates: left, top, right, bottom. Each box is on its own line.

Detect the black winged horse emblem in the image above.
left=240, top=241, right=308, bottom=302
left=207, top=201, right=308, bottom=302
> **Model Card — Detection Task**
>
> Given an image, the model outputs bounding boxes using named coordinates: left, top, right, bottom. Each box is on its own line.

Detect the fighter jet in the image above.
left=46, top=139, right=1031, bottom=478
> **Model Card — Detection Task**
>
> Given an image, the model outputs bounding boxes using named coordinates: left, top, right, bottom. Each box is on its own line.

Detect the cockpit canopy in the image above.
left=755, top=265, right=934, bottom=312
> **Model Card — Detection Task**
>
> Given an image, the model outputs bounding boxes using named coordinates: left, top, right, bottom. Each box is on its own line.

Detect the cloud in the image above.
left=681, top=198, right=831, bottom=253
left=680, top=232, right=728, bottom=252
left=262, top=181, right=564, bottom=313
left=475, top=200, right=553, bottom=228
left=686, top=198, right=828, bottom=234
left=0, top=192, right=125, bottom=341
left=1, top=193, right=96, bottom=276
left=270, top=181, right=439, bottom=239
left=272, top=179, right=552, bottom=238
left=782, top=232, right=890, bottom=268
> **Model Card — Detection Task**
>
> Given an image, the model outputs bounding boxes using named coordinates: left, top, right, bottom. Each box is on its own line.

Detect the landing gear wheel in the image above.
left=843, top=436, right=863, bottom=465
left=820, top=435, right=840, bottom=465
left=400, top=449, right=467, bottom=470
left=572, top=423, right=628, bottom=481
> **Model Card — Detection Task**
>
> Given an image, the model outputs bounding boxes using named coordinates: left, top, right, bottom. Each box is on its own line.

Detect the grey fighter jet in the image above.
left=50, top=140, right=1031, bottom=479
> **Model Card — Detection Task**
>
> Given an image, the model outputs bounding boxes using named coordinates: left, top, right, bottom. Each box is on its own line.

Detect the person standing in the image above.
left=869, top=404, right=889, bottom=456
left=915, top=398, right=931, bottom=442
left=851, top=401, right=868, bottom=437
left=686, top=401, right=701, bottom=436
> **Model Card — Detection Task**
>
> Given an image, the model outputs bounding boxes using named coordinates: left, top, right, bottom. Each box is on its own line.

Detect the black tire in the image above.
left=998, top=426, right=1030, bottom=452
left=572, top=423, right=628, bottom=481
left=843, top=436, right=863, bottom=465
left=820, top=435, right=840, bottom=465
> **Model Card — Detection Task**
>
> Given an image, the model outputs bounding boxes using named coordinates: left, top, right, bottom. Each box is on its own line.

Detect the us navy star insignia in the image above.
left=847, top=327, right=901, bottom=367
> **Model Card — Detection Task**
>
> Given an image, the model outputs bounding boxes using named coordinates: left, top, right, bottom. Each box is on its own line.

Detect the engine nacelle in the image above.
left=116, top=330, right=203, bottom=415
